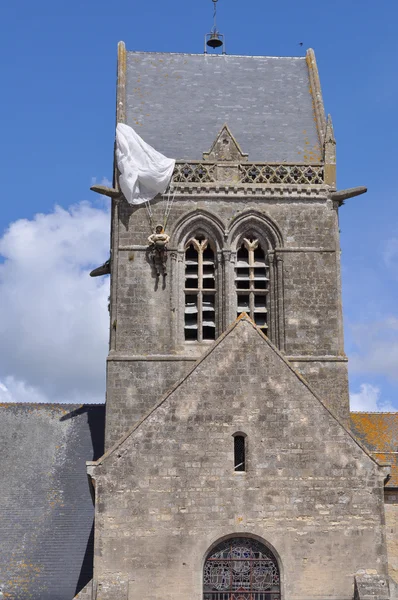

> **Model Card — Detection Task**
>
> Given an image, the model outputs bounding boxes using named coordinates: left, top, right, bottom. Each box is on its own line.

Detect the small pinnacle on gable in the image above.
left=325, top=114, right=336, bottom=145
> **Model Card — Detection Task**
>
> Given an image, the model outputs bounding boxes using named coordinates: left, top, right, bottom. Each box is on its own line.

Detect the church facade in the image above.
left=1, top=42, right=398, bottom=600
left=80, top=43, right=396, bottom=600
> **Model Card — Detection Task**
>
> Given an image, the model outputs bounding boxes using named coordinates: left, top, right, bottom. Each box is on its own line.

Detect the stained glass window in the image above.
left=204, top=538, right=280, bottom=600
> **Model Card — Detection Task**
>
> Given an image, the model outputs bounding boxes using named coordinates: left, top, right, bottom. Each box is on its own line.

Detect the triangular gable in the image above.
left=203, top=124, right=249, bottom=162
left=91, top=315, right=387, bottom=471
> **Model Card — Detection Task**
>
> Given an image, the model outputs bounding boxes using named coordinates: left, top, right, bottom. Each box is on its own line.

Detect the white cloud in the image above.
left=0, top=200, right=110, bottom=404
left=349, top=317, right=398, bottom=383
left=0, top=376, right=51, bottom=404
left=350, top=383, right=395, bottom=412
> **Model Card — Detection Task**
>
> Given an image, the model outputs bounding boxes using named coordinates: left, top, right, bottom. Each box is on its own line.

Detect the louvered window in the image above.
left=236, top=238, right=269, bottom=334
left=184, top=236, right=216, bottom=342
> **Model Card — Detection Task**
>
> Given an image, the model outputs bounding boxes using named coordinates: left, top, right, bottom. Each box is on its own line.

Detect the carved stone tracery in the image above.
left=172, top=209, right=285, bottom=351
left=170, top=125, right=324, bottom=191
left=171, top=161, right=324, bottom=187
left=239, top=163, right=324, bottom=185
left=173, top=163, right=216, bottom=183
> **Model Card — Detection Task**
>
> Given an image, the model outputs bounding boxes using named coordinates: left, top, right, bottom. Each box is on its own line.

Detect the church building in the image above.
left=1, top=33, right=398, bottom=600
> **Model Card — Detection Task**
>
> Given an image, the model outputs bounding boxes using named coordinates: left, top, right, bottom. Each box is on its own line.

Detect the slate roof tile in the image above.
left=351, top=413, right=398, bottom=487
left=125, top=52, right=322, bottom=163
left=0, top=403, right=105, bottom=600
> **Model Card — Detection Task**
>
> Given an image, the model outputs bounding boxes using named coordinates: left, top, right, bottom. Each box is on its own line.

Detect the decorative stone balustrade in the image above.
left=170, top=161, right=325, bottom=194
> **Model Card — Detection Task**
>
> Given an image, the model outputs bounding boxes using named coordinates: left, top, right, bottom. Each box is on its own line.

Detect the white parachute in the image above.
left=115, top=123, right=175, bottom=205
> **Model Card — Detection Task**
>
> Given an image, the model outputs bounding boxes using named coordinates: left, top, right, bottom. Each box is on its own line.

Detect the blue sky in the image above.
left=0, top=0, right=397, bottom=409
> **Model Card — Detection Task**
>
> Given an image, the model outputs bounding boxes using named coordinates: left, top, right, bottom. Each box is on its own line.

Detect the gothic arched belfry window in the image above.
left=228, top=215, right=285, bottom=350
left=174, top=211, right=284, bottom=349
left=235, top=238, right=269, bottom=334
left=184, top=235, right=217, bottom=342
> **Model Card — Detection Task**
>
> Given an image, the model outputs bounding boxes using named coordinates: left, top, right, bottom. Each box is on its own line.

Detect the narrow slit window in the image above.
left=235, top=238, right=269, bottom=334
left=234, top=435, right=246, bottom=472
left=184, top=236, right=216, bottom=342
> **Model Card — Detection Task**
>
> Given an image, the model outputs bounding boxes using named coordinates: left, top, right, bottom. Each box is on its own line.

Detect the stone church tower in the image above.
left=103, top=44, right=349, bottom=451
left=80, top=42, right=393, bottom=600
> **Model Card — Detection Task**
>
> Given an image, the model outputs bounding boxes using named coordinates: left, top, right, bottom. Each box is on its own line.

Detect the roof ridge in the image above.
left=351, top=411, right=398, bottom=415
left=127, top=50, right=306, bottom=59
left=0, top=402, right=105, bottom=407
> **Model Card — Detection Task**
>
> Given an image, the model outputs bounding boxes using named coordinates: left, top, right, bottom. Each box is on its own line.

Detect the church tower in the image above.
left=103, top=42, right=350, bottom=449
left=83, top=39, right=392, bottom=600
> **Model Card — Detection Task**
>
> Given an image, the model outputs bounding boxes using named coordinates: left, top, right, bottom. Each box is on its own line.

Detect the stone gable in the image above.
left=91, top=318, right=388, bottom=600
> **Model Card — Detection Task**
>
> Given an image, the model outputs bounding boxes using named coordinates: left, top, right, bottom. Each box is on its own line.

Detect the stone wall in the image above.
left=105, top=194, right=349, bottom=447
left=93, top=319, right=387, bottom=600
left=290, top=359, right=349, bottom=424
left=105, top=358, right=193, bottom=448
left=385, top=490, right=398, bottom=588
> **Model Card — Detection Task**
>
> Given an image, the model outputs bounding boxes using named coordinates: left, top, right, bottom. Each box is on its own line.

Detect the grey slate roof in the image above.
left=125, top=52, right=322, bottom=163
left=0, top=403, right=105, bottom=600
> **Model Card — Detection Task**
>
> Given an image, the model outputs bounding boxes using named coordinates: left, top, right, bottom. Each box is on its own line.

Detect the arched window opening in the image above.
left=236, top=238, right=269, bottom=334
left=184, top=235, right=216, bottom=342
left=234, top=434, right=246, bottom=472
left=204, top=537, right=281, bottom=600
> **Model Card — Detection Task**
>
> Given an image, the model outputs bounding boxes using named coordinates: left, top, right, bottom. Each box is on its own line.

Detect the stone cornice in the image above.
left=118, top=245, right=336, bottom=253
left=107, top=353, right=348, bottom=363
left=107, top=354, right=197, bottom=362
left=167, top=184, right=330, bottom=197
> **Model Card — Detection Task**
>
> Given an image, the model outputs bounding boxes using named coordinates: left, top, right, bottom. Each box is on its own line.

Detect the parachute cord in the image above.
left=145, top=200, right=154, bottom=232
left=163, top=187, right=176, bottom=230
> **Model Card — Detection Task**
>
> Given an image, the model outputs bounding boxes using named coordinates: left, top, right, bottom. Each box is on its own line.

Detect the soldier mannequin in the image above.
left=148, top=224, right=170, bottom=276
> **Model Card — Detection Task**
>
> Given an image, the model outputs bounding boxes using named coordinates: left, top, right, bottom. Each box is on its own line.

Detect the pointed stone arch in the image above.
left=170, top=210, right=226, bottom=348
left=171, top=209, right=226, bottom=251
left=227, top=210, right=283, bottom=251
left=227, top=211, right=285, bottom=350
